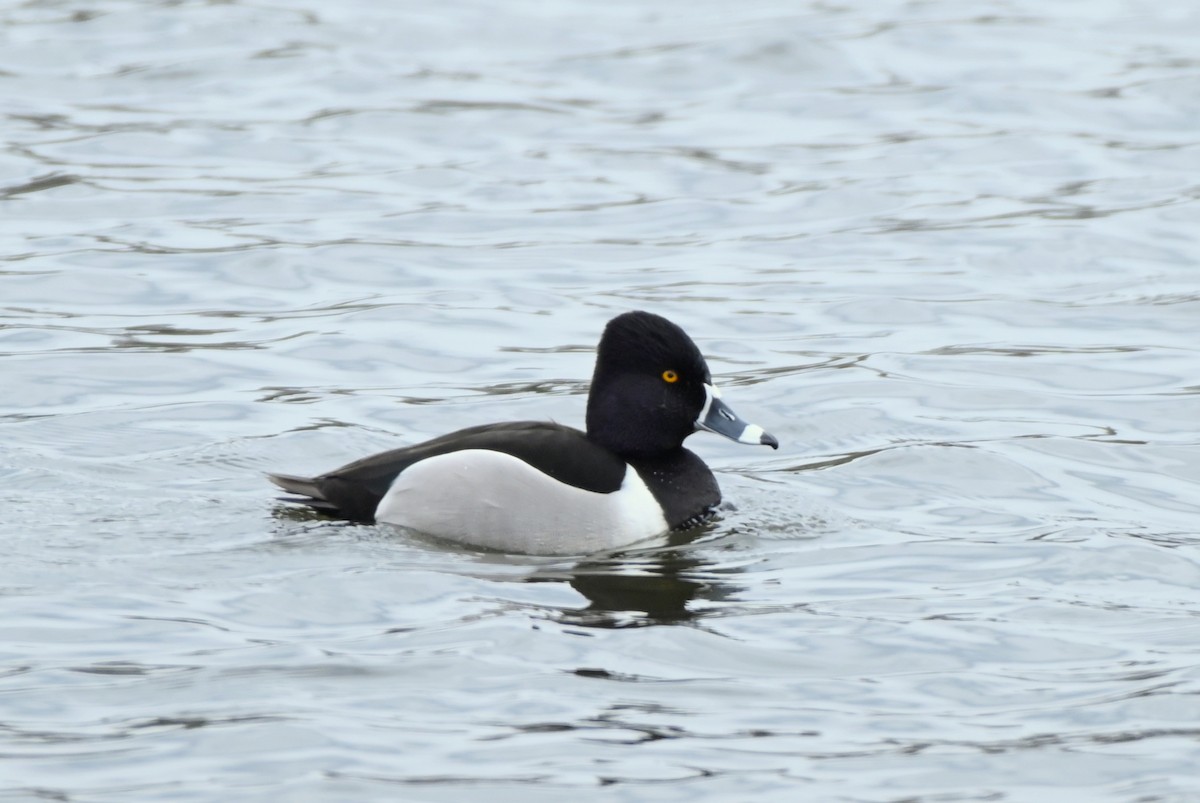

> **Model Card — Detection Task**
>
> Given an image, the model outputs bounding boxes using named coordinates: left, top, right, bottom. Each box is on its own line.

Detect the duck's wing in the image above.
left=268, top=421, right=626, bottom=523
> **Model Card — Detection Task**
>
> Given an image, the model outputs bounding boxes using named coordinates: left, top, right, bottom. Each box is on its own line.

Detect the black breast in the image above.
left=628, top=449, right=721, bottom=530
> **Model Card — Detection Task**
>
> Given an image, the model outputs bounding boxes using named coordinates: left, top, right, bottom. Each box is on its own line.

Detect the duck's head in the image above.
left=585, top=311, right=779, bottom=457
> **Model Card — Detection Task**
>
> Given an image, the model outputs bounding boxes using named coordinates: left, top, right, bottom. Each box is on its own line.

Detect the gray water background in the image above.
left=2, top=1, right=1199, bottom=800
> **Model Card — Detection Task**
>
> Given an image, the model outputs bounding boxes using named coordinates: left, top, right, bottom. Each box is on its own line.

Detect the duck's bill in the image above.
left=696, top=384, right=779, bottom=449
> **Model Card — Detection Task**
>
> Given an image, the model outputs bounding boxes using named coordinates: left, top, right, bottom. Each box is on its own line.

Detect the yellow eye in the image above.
left=662, top=370, right=679, bottom=383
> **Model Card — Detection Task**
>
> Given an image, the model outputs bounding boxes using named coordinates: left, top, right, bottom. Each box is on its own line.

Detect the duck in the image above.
left=269, top=310, right=778, bottom=556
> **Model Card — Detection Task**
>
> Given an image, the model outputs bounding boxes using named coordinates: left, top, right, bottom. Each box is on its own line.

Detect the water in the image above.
left=3, top=0, right=1199, bottom=800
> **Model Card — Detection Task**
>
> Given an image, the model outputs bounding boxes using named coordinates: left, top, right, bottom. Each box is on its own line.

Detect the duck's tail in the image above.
left=267, top=472, right=321, bottom=497
left=267, top=472, right=341, bottom=514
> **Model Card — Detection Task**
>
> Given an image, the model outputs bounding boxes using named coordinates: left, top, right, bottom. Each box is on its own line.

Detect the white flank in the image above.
left=374, top=449, right=668, bottom=556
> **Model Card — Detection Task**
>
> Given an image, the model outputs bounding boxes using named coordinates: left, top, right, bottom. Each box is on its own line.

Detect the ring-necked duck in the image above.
left=269, top=311, right=777, bottom=555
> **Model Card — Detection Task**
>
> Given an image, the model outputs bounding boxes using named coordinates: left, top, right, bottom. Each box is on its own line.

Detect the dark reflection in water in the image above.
left=272, top=506, right=745, bottom=629
left=526, top=528, right=746, bottom=629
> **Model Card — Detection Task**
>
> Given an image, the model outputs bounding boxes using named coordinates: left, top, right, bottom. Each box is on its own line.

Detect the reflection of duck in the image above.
left=270, top=311, right=776, bottom=556
left=529, top=530, right=747, bottom=627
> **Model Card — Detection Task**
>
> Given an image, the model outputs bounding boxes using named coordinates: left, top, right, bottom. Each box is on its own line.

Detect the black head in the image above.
left=584, top=311, right=715, bottom=457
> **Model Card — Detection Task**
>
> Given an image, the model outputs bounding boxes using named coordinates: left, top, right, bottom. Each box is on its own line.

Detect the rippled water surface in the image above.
left=3, top=0, right=1200, bottom=800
